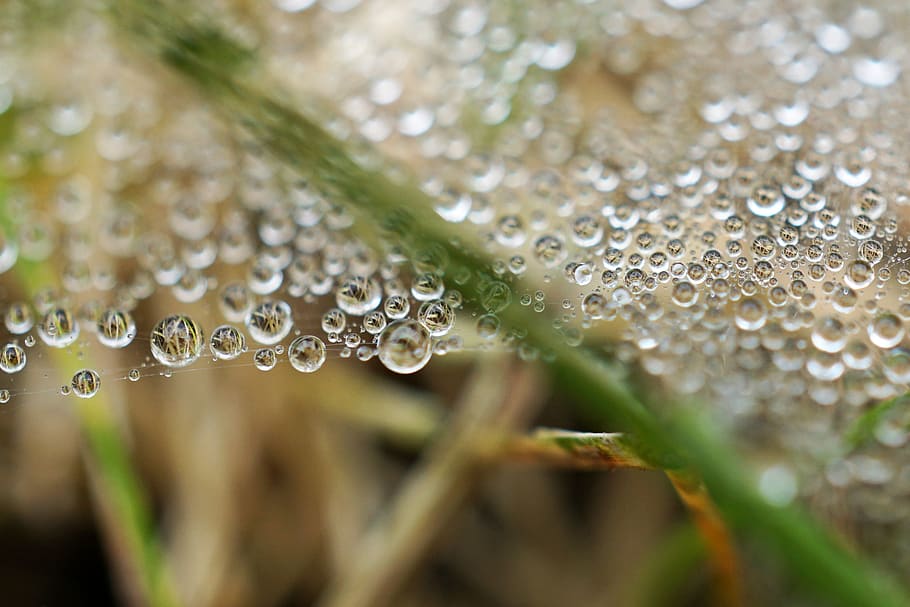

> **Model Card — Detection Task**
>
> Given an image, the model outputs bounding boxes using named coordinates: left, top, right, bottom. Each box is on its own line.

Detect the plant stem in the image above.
left=667, top=471, right=742, bottom=607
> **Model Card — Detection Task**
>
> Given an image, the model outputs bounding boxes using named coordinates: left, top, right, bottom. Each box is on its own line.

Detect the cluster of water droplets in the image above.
left=2, top=0, right=910, bottom=571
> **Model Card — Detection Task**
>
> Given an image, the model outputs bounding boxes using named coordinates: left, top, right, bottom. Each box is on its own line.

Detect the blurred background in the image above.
left=0, top=353, right=708, bottom=607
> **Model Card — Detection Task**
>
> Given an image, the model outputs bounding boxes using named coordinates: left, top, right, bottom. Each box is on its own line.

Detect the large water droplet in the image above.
left=150, top=315, right=204, bottom=368
left=378, top=320, right=433, bottom=374
left=288, top=335, right=327, bottom=373
left=246, top=300, right=293, bottom=345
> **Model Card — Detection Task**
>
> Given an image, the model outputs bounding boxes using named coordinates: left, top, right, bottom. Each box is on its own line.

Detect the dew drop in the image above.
left=746, top=184, right=785, bottom=217
left=38, top=308, right=79, bottom=348
left=210, top=325, right=246, bottom=360
left=4, top=302, right=33, bottom=334
left=868, top=314, right=904, bottom=349
left=71, top=369, right=100, bottom=399
left=476, top=314, right=501, bottom=339
left=336, top=275, right=382, bottom=315
left=418, top=299, right=456, bottom=336
left=812, top=317, right=847, bottom=353
left=150, top=315, right=204, bottom=368
left=246, top=300, right=293, bottom=345
left=321, top=308, right=347, bottom=334
left=378, top=320, right=433, bottom=374
left=734, top=298, right=767, bottom=331
left=883, top=348, right=910, bottom=383
left=288, top=335, right=327, bottom=373
left=97, top=308, right=136, bottom=349
left=253, top=348, right=277, bottom=371
left=853, top=57, right=900, bottom=88
left=0, top=343, right=26, bottom=374
left=219, top=282, right=253, bottom=322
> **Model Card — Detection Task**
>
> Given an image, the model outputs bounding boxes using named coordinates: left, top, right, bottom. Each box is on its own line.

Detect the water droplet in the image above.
left=853, top=57, right=900, bottom=87
left=734, top=298, right=767, bottom=331
left=812, top=317, right=847, bottom=353
left=4, top=302, right=33, bottom=334
left=868, top=314, right=904, bottom=349
left=883, top=348, right=910, bottom=383
left=672, top=282, right=698, bottom=307
left=476, top=314, right=501, bottom=339
left=288, top=336, right=326, bottom=373
left=434, top=189, right=472, bottom=222
left=363, top=310, right=387, bottom=335
left=418, top=299, right=455, bottom=336
left=210, top=325, right=246, bottom=360
left=758, top=465, right=798, bottom=506
left=97, top=308, right=136, bottom=348
left=253, top=348, right=277, bottom=371
left=411, top=273, right=445, bottom=301
left=0, top=343, right=26, bottom=374
left=71, top=369, right=100, bottom=398
left=336, top=275, right=382, bottom=315
left=378, top=320, right=433, bottom=374
left=150, top=315, right=204, bottom=368
left=246, top=300, right=293, bottom=345
left=480, top=280, right=512, bottom=313
left=533, top=235, right=567, bottom=268
left=384, top=295, right=410, bottom=320
left=747, top=184, right=785, bottom=217
left=857, top=240, right=883, bottom=265
left=845, top=260, right=874, bottom=289
left=38, top=308, right=79, bottom=348
left=219, top=282, right=253, bottom=322
left=321, top=308, right=347, bottom=334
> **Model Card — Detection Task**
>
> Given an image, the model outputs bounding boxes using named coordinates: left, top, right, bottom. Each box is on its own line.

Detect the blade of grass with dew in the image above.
left=0, top=178, right=178, bottom=607
left=102, top=3, right=910, bottom=606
